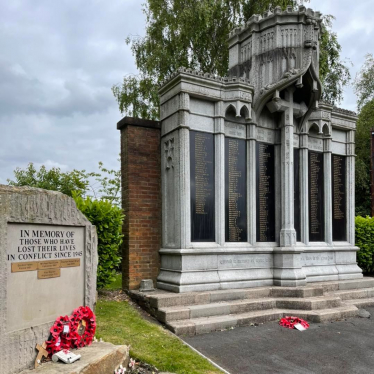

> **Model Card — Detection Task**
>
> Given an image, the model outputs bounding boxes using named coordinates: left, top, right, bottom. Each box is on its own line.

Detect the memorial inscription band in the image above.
left=308, top=151, right=325, bottom=242
left=225, top=137, right=247, bottom=242
left=256, top=142, right=275, bottom=242
left=332, top=154, right=347, bottom=241
left=190, top=131, right=215, bottom=242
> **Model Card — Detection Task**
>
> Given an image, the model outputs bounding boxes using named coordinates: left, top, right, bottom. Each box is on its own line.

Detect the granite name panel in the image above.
left=309, top=151, right=324, bottom=242
left=294, top=148, right=301, bottom=242
left=190, top=131, right=215, bottom=242
left=256, top=142, right=275, bottom=242
left=332, top=154, right=347, bottom=241
left=225, top=137, right=247, bottom=242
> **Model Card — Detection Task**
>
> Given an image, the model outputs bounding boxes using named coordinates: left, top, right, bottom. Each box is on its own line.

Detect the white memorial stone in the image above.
left=0, top=185, right=98, bottom=374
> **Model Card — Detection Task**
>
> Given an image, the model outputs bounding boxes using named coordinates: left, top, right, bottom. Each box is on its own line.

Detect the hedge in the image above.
left=356, top=216, right=374, bottom=273
left=74, top=194, right=124, bottom=288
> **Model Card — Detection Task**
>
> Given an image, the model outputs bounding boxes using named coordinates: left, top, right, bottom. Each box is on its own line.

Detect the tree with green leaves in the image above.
left=8, top=161, right=121, bottom=205
left=354, top=53, right=374, bottom=111
left=8, top=163, right=92, bottom=197
left=354, top=54, right=374, bottom=216
left=113, top=0, right=350, bottom=120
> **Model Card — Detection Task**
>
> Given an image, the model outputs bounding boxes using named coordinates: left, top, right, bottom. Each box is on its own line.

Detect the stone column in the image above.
left=179, top=93, right=191, bottom=248
left=346, top=130, right=355, bottom=245
left=323, top=134, right=333, bottom=245
left=279, top=89, right=297, bottom=247
left=299, top=132, right=309, bottom=244
left=215, top=101, right=225, bottom=246
left=247, top=122, right=257, bottom=245
left=274, top=135, right=281, bottom=244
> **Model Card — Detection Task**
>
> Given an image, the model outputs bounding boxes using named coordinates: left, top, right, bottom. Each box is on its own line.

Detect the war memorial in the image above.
left=155, top=5, right=362, bottom=292
left=118, top=5, right=374, bottom=336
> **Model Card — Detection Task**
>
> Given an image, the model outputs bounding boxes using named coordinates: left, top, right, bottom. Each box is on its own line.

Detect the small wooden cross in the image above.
left=35, top=342, right=48, bottom=368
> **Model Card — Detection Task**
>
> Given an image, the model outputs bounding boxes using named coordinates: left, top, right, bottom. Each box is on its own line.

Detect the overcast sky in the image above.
left=0, top=0, right=373, bottom=185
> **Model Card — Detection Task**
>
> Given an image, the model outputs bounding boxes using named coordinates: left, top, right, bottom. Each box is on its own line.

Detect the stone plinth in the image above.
left=19, top=343, right=129, bottom=374
left=0, top=185, right=98, bottom=374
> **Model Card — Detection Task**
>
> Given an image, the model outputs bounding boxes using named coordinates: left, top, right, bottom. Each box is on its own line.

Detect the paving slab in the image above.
left=183, top=307, right=374, bottom=374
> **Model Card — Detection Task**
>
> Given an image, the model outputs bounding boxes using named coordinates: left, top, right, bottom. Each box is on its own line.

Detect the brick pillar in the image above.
left=117, top=117, right=161, bottom=290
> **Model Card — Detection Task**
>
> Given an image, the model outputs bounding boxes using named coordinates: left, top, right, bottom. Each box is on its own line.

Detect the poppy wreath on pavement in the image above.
left=45, top=306, right=96, bottom=356
left=279, top=316, right=310, bottom=329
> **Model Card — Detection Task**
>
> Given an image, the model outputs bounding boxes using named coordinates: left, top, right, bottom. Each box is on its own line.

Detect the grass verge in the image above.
left=96, top=280, right=222, bottom=374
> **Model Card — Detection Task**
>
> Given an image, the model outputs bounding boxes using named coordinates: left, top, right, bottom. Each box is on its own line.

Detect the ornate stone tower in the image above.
left=157, top=6, right=362, bottom=292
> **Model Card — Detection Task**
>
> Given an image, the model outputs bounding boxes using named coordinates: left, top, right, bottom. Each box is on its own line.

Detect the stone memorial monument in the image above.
left=156, top=5, right=362, bottom=292
left=0, top=185, right=98, bottom=374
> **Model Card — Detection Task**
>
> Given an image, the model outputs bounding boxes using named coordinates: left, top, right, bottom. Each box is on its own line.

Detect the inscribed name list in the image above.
left=225, top=137, right=247, bottom=242
left=256, top=142, right=275, bottom=242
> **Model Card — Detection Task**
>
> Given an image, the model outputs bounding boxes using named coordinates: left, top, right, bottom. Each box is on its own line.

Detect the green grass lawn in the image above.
left=96, top=275, right=221, bottom=374
left=104, top=272, right=122, bottom=290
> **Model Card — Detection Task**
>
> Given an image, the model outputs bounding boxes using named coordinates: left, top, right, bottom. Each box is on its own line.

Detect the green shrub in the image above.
left=74, top=194, right=124, bottom=288
left=356, top=216, right=374, bottom=273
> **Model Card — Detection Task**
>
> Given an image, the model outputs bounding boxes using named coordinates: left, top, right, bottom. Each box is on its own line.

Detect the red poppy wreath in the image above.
left=45, top=306, right=96, bottom=356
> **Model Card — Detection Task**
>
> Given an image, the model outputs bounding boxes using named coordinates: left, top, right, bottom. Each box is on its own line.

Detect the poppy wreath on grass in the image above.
left=279, top=316, right=310, bottom=329
left=45, top=306, right=96, bottom=356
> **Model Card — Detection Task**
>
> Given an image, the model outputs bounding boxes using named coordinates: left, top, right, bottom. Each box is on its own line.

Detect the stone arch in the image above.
left=308, top=122, right=321, bottom=134
left=322, top=123, right=331, bottom=136
left=225, top=104, right=237, bottom=120
left=240, top=104, right=251, bottom=120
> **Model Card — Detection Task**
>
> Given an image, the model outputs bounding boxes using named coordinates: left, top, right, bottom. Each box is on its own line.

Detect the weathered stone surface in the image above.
left=131, top=278, right=374, bottom=336
left=0, top=185, right=98, bottom=374
left=358, top=309, right=371, bottom=318
left=19, top=343, right=129, bottom=374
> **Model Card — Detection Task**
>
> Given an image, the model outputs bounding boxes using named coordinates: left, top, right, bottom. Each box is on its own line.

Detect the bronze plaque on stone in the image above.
left=309, top=151, right=324, bottom=242
left=37, top=260, right=60, bottom=270
left=256, top=142, right=275, bottom=242
left=37, top=268, right=61, bottom=279
left=332, top=154, right=346, bottom=241
left=225, top=137, right=247, bottom=242
left=190, top=131, right=215, bottom=242
left=11, top=262, right=38, bottom=273
left=60, top=258, right=81, bottom=268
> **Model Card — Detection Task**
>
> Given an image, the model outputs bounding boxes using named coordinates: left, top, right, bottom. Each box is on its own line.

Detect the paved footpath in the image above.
left=183, top=307, right=374, bottom=374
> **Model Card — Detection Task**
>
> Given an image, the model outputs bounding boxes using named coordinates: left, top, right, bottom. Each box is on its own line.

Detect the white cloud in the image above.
left=1, top=0, right=373, bottom=187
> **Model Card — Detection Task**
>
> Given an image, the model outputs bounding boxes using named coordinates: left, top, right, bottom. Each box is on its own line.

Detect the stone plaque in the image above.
left=225, top=138, right=247, bottom=242
left=294, top=149, right=301, bottom=241
left=190, top=131, right=215, bottom=242
left=256, top=142, right=275, bottom=242
left=6, top=223, right=85, bottom=332
left=332, top=154, right=347, bottom=241
left=309, top=151, right=324, bottom=241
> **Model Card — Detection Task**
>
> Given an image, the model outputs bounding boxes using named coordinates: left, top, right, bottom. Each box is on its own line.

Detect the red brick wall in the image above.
left=118, top=117, right=161, bottom=290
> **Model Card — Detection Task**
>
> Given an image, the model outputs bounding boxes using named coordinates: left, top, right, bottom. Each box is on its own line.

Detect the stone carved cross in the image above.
left=267, top=85, right=307, bottom=247
left=164, top=138, right=174, bottom=170
left=35, top=342, right=48, bottom=368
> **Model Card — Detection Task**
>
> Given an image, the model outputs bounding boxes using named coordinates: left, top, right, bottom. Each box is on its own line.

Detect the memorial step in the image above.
left=131, top=285, right=325, bottom=310
left=343, top=298, right=374, bottom=309
left=157, top=296, right=342, bottom=323
left=327, top=287, right=374, bottom=300
left=166, top=305, right=358, bottom=336
left=317, top=278, right=374, bottom=293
